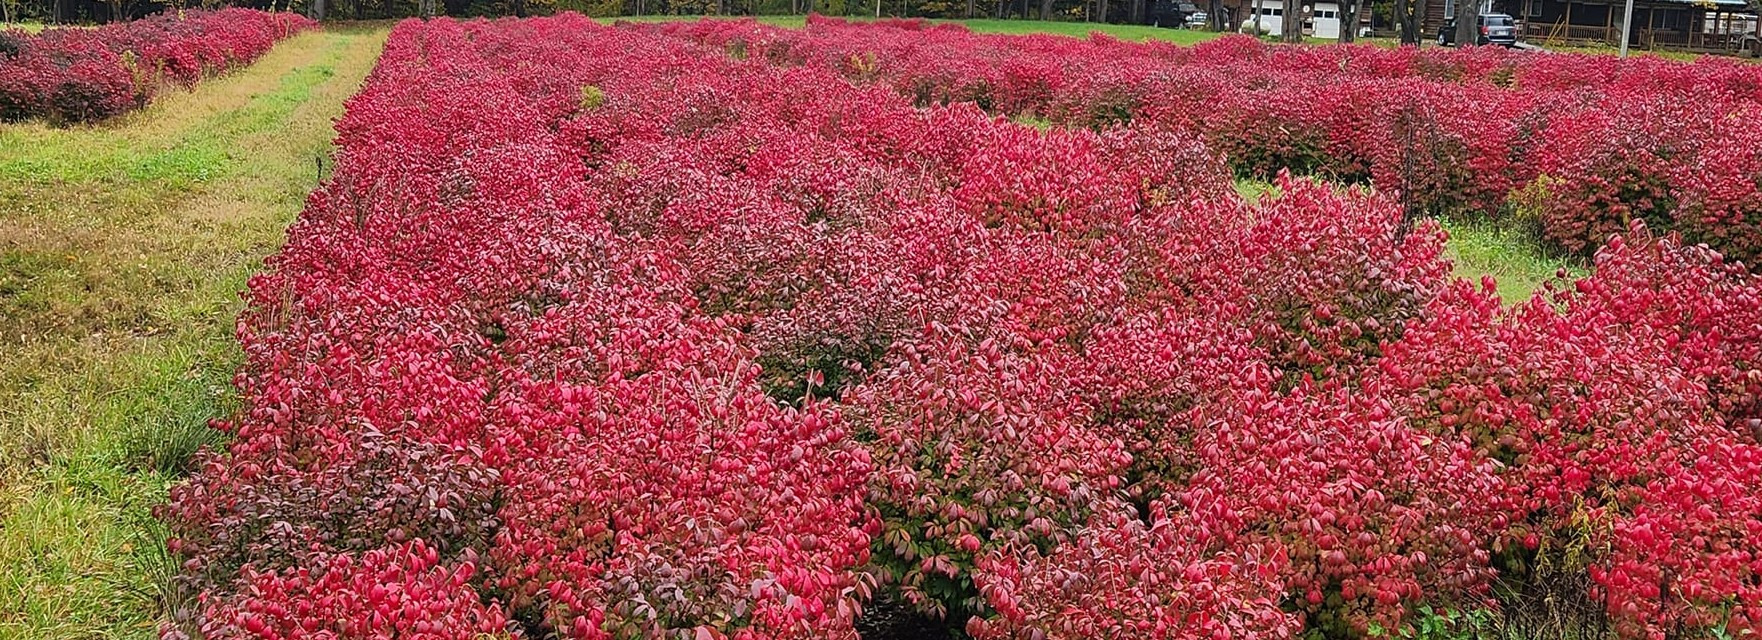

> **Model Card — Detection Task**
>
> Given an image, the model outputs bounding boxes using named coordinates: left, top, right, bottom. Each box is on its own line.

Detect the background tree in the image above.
left=1338, top=0, right=1356, bottom=41
left=1453, top=0, right=1476, bottom=45
left=1280, top=0, right=1299, bottom=40
left=1395, top=0, right=1418, bottom=43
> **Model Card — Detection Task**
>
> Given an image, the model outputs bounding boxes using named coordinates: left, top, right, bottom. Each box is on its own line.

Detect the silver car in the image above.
left=1438, top=13, right=1520, bottom=47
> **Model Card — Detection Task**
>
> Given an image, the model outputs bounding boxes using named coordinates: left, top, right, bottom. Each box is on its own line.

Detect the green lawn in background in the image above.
left=614, top=13, right=1746, bottom=58
left=615, top=13, right=1225, bottom=42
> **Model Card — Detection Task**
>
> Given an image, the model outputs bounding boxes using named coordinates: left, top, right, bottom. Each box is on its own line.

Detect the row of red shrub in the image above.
left=160, top=14, right=1762, bottom=640
left=639, top=17, right=1762, bottom=266
left=0, top=9, right=315, bottom=123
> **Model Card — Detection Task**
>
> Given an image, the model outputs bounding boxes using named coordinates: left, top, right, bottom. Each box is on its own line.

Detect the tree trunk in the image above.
left=1339, top=0, right=1355, bottom=40
left=967, top=0, right=976, bottom=18
left=1454, top=0, right=1479, bottom=45
left=1098, top=0, right=1108, bottom=22
left=1039, top=0, right=1052, bottom=19
left=1396, top=0, right=1418, bottom=43
left=310, top=0, right=325, bottom=20
left=1282, top=0, right=1300, bottom=39
left=1130, top=0, right=1143, bottom=23
left=1251, top=0, right=1264, bottom=33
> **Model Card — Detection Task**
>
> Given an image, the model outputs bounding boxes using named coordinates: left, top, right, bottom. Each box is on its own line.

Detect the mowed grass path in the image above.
left=0, top=25, right=387, bottom=638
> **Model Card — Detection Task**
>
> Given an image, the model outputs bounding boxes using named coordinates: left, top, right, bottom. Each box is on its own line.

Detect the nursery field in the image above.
left=5, top=9, right=1762, bottom=640
left=140, top=13, right=1762, bottom=640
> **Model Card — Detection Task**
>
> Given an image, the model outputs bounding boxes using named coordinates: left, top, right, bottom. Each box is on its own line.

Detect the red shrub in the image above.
left=1180, top=383, right=1517, bottom=635
left=1672, top=109, right=1762, bottom=265
left=1521, top=99, right=1706, bottom=256
left=1207, top=174, right=1450, bottom=386
left=849, top=328, right=1132, bottom=623
left=0, top=9, right=313, bottom=123
left=970, top=503, right=1298, bottom=640
left=484, top=275, right=875, bottom=639
left=175, top=541, right=513, bottom=640
left=1376, top=226, right=1762, bottom=637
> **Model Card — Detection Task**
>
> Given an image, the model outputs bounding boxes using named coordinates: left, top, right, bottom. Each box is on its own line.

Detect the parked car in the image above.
left=1185, top=11, right=1209, bottom=28
left=1438, top=13, right=1519, bottom=47
left=1149, top=0, right=1204, bottom=27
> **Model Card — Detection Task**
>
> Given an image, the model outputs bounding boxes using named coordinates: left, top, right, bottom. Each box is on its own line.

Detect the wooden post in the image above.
left=1720, top=10, right=1727, bottom=50
left=1726, top=10, right=1735, bottom=51
left=1647, top=6, right=1655, bottom=49
left=1564, top=0, right=1572, bottom=41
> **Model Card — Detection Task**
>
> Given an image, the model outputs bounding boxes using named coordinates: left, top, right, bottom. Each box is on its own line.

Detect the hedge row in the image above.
left=0, top=9, right=315, bottom=123
left=642, top=17, right=1762, bottom=266
left=159, top=15, right=1762, bottom=640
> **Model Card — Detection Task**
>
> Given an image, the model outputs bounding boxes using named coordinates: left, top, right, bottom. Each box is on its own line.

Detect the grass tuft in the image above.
left=1441, top=218, right=1586, bottom=304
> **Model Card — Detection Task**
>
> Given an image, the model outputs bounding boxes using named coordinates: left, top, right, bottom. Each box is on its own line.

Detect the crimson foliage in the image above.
left=0, top=9, right=313, bottom=123
left=162, top=15, right=1762, bottom=640
left=645, top=16, right=1762, bottom=265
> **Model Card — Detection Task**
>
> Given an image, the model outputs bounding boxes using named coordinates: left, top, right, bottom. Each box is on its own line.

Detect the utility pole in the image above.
left=1618, top=0, right=1635, bottom=55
